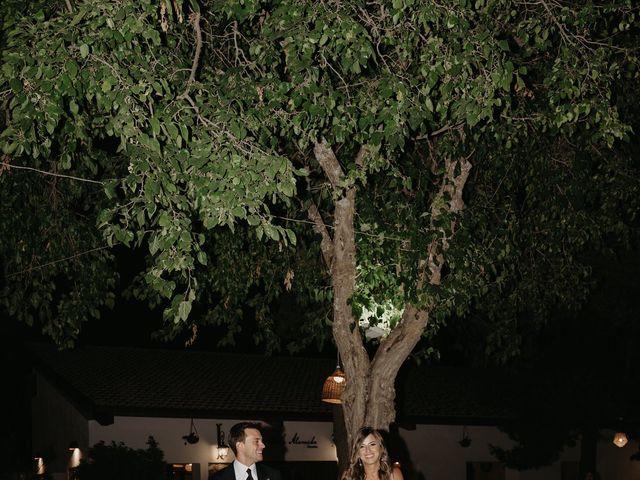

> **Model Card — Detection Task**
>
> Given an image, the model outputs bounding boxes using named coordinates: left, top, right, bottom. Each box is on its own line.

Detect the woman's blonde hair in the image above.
left=343, top=427, right=392, bottom=480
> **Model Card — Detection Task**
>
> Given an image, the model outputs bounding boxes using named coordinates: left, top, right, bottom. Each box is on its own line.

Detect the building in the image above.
left=28, top=343, right=640, bottom=480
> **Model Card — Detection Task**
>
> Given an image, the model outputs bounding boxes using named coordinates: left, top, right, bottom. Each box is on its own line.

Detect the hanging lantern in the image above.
left=321, top=365, right=346, bottom=404
left=613, top=432, right=628, bottom=448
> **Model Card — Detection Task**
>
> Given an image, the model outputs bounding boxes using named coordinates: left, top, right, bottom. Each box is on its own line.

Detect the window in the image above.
left=168, top=463, right=195, bottom=480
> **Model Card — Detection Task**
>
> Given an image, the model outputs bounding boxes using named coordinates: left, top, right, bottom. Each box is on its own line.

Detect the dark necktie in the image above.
left=246, top=468, right=254, bottom=480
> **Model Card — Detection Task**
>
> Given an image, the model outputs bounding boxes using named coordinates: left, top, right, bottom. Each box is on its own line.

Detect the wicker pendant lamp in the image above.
left=321, top=354, right=346, bottom=404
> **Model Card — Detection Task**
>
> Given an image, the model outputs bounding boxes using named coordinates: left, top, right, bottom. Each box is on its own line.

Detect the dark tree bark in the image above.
left=310, top=139, right=471, bottom=452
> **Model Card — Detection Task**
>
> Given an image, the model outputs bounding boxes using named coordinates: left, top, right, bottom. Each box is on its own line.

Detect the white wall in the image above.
left=397, top=424, right=582, bottom=480
left=89, top=417, right=338, bottom=480
left=399, top=424, right=511, bottom=480
left=87, top=418, right=587, bottom=480
left=397, top=425, right=640, bottom=480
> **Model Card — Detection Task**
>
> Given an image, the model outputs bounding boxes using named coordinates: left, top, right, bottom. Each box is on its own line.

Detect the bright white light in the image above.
left=69, top=448, right=82, bottom=468
left=359, top=301, right=403, bottom=339
left=35, top=457, right=45, bottom=475
left=218, top=446, right=229, bottom=458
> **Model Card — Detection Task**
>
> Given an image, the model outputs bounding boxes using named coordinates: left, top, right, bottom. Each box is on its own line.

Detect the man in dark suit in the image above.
left=212, top=422, right=282, bottom=480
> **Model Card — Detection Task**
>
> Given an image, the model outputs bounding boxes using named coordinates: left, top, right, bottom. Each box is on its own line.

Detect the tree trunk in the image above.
left=328, top=181, right=429, bottom=445
left=310, top=139, right=471, bottom=453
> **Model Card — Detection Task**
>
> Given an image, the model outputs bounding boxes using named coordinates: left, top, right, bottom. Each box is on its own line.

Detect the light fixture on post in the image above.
left=321, top=354, right=346, bottom=404
left=216, top=423, right=229, bottom=460
left=613, top=432, right=628, bottom=448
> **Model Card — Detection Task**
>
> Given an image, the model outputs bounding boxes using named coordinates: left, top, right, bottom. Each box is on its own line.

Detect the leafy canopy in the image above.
left=1, top=0, right=638, bottom=355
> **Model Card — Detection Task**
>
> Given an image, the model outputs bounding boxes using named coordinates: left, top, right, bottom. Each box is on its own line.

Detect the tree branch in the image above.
left=178, top=11, right=202, bottom=100
left=313, top=138, right=344, bottom=188
left=6, top=246, right=111, bottom=279
left=415, top=121, right=464, bottom=140
left=332, top=187, right=370, bottom=445
left=424, top=154, right=473, bottom=284
left=0, top=162, right=105, bottom=185
left=365, top=152, right=473, bottom=427
left=354, top=144, right=368, bottom=168
left=311, top=139, right=373, bottom=442
left=308, top=203, right=334, bottom=268
left=368, top=303, right=428, bottom=427
left=539, top=0, right=575, bottom=47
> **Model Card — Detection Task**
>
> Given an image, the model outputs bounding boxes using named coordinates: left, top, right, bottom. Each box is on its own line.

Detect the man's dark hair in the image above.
left=228, top=422, right=263, bottom=455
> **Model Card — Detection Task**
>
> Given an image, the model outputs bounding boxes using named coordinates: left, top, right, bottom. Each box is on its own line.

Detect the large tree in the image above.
left=1, top=0, right=639, bottom=453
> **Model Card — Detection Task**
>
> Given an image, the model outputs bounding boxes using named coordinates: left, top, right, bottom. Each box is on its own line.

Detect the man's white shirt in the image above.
left=233, top=459, right=258, bottom=480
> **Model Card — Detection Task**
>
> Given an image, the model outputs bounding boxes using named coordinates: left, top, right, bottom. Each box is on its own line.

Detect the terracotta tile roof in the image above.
left=29, top=344, right=336, bottom=422
left=29, top=344, right=516, bottom=425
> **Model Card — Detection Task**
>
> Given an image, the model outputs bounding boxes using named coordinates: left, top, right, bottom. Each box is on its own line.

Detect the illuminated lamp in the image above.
left=613, top=432, right=629, bottom=448
left=216, top=423, right=229, bottom=459
left=321, top=355, right=346, bottom=404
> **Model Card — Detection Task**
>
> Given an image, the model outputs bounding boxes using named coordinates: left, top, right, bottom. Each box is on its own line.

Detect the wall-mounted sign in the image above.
left=289, top=433, right=318, bottom=448
left=283, top=421, right=336, bottom=461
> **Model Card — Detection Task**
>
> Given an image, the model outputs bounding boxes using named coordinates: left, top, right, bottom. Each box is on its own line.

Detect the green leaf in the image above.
left=66, top=61, right=79, bottom=79
left=136, top=209, right=145, bottom=226
left=158, top=211, right=171, bottom=227
left=285, top=228, right=297, bottom=246
left=101, top=78, right=112, bottom=93
left=179, top=124, right=189, bottom=142
left=150, top=117, right=161, bottom=137
left=232, top=206, right=246, bottom=218
left=178, top=300, right=192, bottom=321
left=264, top=224, right=279, bottom=241
left=425, top=97, right=434, bottom=112
left=69, top=9, right=87, bottom=27
left=9, top=79, right=22, bottom=93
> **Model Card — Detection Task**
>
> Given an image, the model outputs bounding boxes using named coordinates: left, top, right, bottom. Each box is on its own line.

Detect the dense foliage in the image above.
left=1, top=0, right=639, bottom=445
left=75, top=437, right=166, bottom=480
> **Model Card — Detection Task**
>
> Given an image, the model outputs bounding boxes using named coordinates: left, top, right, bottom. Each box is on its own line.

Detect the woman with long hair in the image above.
left=342, top=427, right=404, bottom=480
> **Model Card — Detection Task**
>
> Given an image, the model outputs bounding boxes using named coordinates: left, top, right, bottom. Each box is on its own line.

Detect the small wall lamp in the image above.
left=216, top=423, right=229, bottom=459
left=68, top=441, right=82, bottom=468
left=34, top=455, right=45, bottom=475
left=613, top=432, right=629, bottom=448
